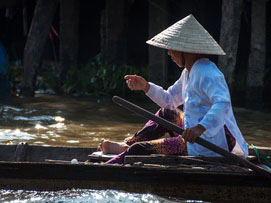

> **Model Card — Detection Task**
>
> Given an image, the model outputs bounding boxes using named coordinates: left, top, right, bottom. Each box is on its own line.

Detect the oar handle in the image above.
left=112, top=96, right=271, bottom=178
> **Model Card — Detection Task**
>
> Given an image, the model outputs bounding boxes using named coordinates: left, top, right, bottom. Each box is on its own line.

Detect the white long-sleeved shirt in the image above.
left=146, top=58, right=248, bottom=157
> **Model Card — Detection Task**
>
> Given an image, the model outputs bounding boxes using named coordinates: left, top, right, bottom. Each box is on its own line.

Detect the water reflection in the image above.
left=0, top=189, right=208, bottom=203
left=234, top=108, right=271, bottom=146
left=35, top=123, right=48, bottom=129
left=0, top=129, right=36, bottom=143
left=0, top=189, right=206, bottom=203
left=0, top=95, right=271, bottom=148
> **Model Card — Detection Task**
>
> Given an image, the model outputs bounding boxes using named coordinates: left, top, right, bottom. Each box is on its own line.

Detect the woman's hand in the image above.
left=182, top=124, right=206, bottom=143
left=124, top=75, right=150, bottom=93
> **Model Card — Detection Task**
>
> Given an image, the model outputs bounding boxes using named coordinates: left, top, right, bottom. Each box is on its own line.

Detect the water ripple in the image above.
left=0, top=189, right=192, bottom=203
left=0, top=129, right=36, bottom=141
left=13, top=115, right=54, bottom=121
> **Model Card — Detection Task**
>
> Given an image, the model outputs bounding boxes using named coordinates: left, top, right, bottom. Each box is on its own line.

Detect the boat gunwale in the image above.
left=0, top=159, right=263, bottom=177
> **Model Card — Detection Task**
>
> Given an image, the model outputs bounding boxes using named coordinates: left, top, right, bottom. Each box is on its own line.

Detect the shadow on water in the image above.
left=0, top=94, right=271, bottom=148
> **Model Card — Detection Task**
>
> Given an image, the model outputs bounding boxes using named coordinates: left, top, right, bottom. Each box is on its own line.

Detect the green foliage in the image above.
left=63, top=55, right=148, bottom=96
left=8, top=60, right=23, bottom=92
left=9, top=61, right=59, bottom=93
left=7, top=55, right=149, bottom=96
left=63, top=64, right=95, bottom=94
left=37, top=64, right=59, bottom=91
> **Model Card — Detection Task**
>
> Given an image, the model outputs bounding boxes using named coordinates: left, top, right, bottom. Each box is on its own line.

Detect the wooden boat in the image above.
left=0, top=143, right=271, bottom=202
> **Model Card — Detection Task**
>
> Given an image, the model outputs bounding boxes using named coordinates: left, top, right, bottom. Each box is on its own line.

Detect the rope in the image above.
left=51, top=26, right=59, bottom=38
left=48, top=25, right=60, bottom=73
left=247, top=143, right=271, bottom=168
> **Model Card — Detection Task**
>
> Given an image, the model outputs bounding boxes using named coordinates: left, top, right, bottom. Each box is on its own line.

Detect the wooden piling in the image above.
left=148, top=0, right=168, bottom=87
left=21, top=0, right=59, bottom=97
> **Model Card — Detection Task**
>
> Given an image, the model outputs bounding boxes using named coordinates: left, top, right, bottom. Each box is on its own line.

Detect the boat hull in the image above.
left=0, top=161, right=270, bottom=202
left=0, top=144, right=271, bottom=202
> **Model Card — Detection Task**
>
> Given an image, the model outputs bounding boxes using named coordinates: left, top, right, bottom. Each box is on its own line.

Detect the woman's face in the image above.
left=168, top=50, right=184, bottom=68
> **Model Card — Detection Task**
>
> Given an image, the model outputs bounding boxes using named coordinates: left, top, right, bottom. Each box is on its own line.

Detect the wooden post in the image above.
left=101, top=0, right=128, bottom=64
left=148, top=0, right=168, bottom=87
left=59, top=0, right=79, bottom=82
left=22, top=0, right=28, bottom=37
left=246, top=0, right=266, bottom=109
left=21, top=0, right=59, bottom=96
left=218, top=0, right=243, bottom=90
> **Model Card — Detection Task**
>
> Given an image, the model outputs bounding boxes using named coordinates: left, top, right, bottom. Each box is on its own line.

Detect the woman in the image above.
left=99, top=14, right=248, bottom=164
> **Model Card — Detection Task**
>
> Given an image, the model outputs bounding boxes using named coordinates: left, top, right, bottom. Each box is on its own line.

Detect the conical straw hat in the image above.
left=146, top=14, right=225, bottom=55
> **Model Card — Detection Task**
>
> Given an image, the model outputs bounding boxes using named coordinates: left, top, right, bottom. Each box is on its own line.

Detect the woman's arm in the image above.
left=124, top=70, right=186, bottom=110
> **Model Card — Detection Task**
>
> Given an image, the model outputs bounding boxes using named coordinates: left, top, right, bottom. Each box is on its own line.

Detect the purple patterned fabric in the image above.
left=105, top=107, right=236, bottom=165
left=106, top=108, right=186, bottom=164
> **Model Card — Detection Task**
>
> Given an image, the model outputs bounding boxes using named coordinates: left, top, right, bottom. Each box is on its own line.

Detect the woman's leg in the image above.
left=99, top=108, right=183, bottom=154
left=98, top=139, right=129, bottom=154
left=124, top=108, right=183, bottom=145
left=106, top=136, right=187, bottom=164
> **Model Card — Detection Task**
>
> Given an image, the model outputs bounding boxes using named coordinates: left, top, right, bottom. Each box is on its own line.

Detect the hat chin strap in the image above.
left=180, top=52, right=186, bottom=68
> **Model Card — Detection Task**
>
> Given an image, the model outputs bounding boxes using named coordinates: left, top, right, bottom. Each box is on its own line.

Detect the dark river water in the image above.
left=1, top=94, right=271, bottom=202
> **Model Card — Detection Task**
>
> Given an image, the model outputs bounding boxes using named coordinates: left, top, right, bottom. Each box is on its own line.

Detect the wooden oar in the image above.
left=112, top=96, right=271, bottom=178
